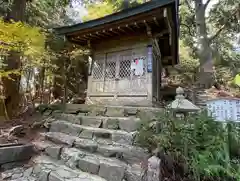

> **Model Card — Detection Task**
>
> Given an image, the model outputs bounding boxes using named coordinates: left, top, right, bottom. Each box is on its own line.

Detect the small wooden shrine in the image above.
left=55, top=0, right=179, bottom=106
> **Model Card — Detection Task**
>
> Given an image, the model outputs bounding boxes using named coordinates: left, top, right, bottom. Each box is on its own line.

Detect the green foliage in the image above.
left=0, top=18, right=47, bottom=79
left=179, top=0, right=195, bottom=48
left=137, top=111, right=240, bottom=180
left=26, top=0, right=74, bottom=27
left=83, top=0, right=145, bottom=21
left=82, top=2, right=115, bottom=21
left=171, top=40, right=199, bottom=85
left=103, top=0, right=145, bottom=11
left=179, top=0, right=240, bottom=82
left=0, top=18, right=45, bottom=54
left=209, top=0, right=240, bottom=36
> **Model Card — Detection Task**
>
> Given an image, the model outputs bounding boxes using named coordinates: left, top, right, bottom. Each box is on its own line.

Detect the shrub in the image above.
left=137, top=110, right=240, bottom=181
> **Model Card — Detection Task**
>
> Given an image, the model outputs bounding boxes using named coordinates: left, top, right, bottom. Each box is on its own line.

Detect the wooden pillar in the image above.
left=103, top=53, right=107, bottom=92
left=164, top=7, right=176, bottom=66
left=145, top=21, right=158, bottom=104
left=152, top=39, right=162, bottom=103
left=86, top=40, right=94, bottom=101
left=148, top=45, right=157, bottom=102
left=157, top=54, right=162, bottom=103
left=88, top=40, right=94, bottom=76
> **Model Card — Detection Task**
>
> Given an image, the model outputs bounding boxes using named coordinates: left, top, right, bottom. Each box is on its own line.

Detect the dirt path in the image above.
left=0, top=114, right=45, bottom=144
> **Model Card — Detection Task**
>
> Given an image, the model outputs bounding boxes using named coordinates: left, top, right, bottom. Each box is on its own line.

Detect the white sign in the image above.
left=131, top=56, right=146, bottom=76
left=206, top=98, right=240, bottom=122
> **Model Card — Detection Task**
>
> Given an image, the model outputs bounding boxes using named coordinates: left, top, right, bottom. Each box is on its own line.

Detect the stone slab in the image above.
left=57, top=147, right=127, bottom=181
left=77, top=125, right=133, bottom=144
left=78, top=156, right=100, bottom=174
left=45, top=146, right=62, bottom=159
left=1, top=146, right=143, bottom=181
left=102, top=118, right=119, bottom=130
left=97, top=145, right=120, bottom=157
left=88, top=106, right=107, bottom=116
left=0, top=144, right=34, bottom=165
left=38, top=170, right=51, bottom=181
left=79, top=116, right=103, bottom=128
left=1, top=166, right=36, bottom=181
left=74, top=138, right=98, bottom=153
left=60, top=147, right=86, bottom=166
left=65, top=104, right=90, bottom=114
left=50, top=121, right=82, bottom=136
left=125, top=165, right=143, bottom=181
left=79, top=129, right=94, bottom=139
left=32, top=155, right=107, bottom=181
left=123, top=107, right=139, bottom=116
left=44, top=132, right=76, bottom=146
left=32, top=140, right=53, bottom=151
left=112, top=131, right=134, bottom=145
left=49, top=121, right=133, bottom=144
left=76, top=116, right=140, bottom=132
left=118, top=117, right=141, bottom=132
left=97, top=144, right=149, bottom=165
left=105, top=107, right=125, bottom=117
left=98, top=159, right=125, bottom=181
left=54, top=113, right=82, bottom=124
left=64, top=104, right=163, bottom=118
left=41, top=131, right=146, bottom=165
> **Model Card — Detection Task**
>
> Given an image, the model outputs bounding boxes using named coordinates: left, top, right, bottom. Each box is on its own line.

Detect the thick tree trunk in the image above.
left=195, top=0, right=213, bottom=88
left=2, top=53, right=22, bottom=118
left=2, top=0, right=27, bottom=118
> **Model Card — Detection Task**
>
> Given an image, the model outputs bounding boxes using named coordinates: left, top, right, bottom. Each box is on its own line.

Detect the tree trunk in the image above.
left=2, top=0, right=27, bottom=118
left=53, top=57, right=64, bottom=100
left=39, top=67, right=45, bottom=104
left=5, top=0, right=26, bottom=22
left=2, top=53, right=22, bottom=118
left=195, top=0, right=213, bottom=88
left=123, top=0, right=130, bottom=9
left=25, top=69, right=33, bottom=103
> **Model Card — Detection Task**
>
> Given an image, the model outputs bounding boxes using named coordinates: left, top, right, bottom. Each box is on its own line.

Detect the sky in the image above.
left=66, top=2, right=87, bottom=23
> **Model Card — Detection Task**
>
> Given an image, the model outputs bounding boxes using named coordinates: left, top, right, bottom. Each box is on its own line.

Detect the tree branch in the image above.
left=209, top=24, right=226, bottom=42
left=209, top=9, right=239, bottom=42
left=185, top=0, right=194, bottom=13
left=180, top=23, right=194, bottom=36
left=204, top=0, right=212, bottom=10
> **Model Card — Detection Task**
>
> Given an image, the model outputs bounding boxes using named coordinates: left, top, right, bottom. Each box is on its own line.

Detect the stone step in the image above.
left=32, top=155, right=107, bottom=181
left=50, top=120, right=135, bottom=145
left=53, top=114, right=141, bottom=132
left=1, top=166, right=37, bottom=181
left=33, top=142, right=143, bottom=181
left=64, top=104, right=162, bottom=118
left=196, top=96, right=208, bottom=98
left=37, top=131, right=149, bottom=165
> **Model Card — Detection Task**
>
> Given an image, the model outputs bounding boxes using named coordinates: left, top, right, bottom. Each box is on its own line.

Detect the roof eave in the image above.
left=54, top=0, right=176, bottom=35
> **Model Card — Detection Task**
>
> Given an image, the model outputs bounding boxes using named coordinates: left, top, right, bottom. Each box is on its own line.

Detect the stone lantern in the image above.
left=167, top=87, right=200, bottom=117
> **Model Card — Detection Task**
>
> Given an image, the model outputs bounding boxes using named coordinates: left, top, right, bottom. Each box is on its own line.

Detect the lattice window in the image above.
left=119, top=59, right=131, bottom=78
left=105, top=61, right=116, bottom=79
left=92, top=61, right=104, bottom=79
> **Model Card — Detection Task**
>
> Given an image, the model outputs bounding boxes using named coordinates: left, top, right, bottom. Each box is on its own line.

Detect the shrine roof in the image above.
left=54, top=0, right=178, bottom=35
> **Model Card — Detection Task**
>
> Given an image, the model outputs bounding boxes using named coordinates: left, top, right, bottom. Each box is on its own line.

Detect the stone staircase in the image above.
left=1, top=104, right=163, bottom=181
